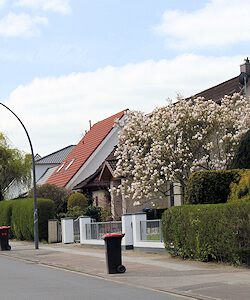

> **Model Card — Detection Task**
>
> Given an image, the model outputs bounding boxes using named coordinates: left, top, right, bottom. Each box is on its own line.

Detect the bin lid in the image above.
left=0, top=226, right=10, bottom=229
left=103, top=233, right=125, bottom=238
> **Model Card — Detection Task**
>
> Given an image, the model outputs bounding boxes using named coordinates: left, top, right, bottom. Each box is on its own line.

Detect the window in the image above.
left=56, top=162, right=66, bottom=174
left=65, top=159, right=75, bottom=171
left=170, top=182, right=174, bottom=207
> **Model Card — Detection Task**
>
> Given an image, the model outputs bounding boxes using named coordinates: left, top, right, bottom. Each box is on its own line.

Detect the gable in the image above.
left=46, top=110, right=127, bottom=188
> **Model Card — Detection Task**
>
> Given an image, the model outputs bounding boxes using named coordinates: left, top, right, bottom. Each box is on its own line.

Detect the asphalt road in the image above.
left=0, top=256, right=193, bottom=300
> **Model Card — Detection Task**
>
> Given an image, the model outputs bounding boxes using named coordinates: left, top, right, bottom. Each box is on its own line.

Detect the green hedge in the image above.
left=0, top=200, right=14, bottom=237
left=184, top=170, right=242, bottom=204
left=161, top=202, right=250, bottom=264
left=228, top=170, right=250, bottom=203
left=0, top=198, right=54, bottom=241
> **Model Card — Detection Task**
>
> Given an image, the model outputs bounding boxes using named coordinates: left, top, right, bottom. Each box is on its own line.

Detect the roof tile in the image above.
left=46, top=110, right=126, bottom=187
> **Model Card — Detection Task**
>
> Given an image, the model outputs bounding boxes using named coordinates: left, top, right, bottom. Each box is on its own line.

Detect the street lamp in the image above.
left=0, top=103, right=39, bottom=249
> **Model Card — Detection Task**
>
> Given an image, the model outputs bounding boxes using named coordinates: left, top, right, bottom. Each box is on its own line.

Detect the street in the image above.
left=0, top=256, right=192, bottom=300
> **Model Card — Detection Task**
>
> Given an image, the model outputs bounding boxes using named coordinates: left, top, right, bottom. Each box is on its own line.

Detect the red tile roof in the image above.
left=46, top=110, right=127, bottom=187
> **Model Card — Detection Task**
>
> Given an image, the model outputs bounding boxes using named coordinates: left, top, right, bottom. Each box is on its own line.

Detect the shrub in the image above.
left=184, top=170, right=241, bottom=205
left=161, top=202, right=250, bottom=264
left=83, top=206, right=102, bottom=222
left=0, top=200, right=14, bottom=237
left=59, top=206, right=85, bottom=220
left=101, top=204, right=112, bottom=222
left=231, top=130, right=250, bottom=169
left=0, top=198, right=54, bottom=241
left=29, top=183, right=68, bottom=215
left=67, top=193, right=88, bottom=211
left=11, top=199, right=34, bottom=240
left=228, top=170, right=250, bottom=202
left=37, top=199, right=55, bottom=240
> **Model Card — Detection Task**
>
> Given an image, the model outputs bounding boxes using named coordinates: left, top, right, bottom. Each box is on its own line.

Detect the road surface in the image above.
left=0, top=255, right=193, bottom=300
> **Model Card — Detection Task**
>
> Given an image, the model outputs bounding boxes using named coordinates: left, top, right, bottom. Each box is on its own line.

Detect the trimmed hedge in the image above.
left=184, top=170, right=242, bottom=204
left=0, top=198, right=54, bottom=241
left=228, top=170, right=250, bottom=203
left=0, top=200, right=14, bottom=237
left=161, top=202, right=250, bottom=264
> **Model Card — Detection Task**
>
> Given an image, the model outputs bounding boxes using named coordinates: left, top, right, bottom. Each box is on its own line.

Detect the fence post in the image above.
left=61, top=218, right=74, bottom=244
left=132, top=213, right=147, bottom=246
left=122, top=214, right=133, bottom=250
left=79, top=216, right=91, bottom=244
left=48, top=219, right=58, bottom=243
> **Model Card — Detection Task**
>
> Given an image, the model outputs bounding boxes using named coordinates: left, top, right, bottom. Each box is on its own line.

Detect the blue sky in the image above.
left=0, top=0, right=249, bottom=155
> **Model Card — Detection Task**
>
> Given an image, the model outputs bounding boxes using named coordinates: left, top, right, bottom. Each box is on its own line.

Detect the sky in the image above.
left=0, top=0, right=249, bottom=156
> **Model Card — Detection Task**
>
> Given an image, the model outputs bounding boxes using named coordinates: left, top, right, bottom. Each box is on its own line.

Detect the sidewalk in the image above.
left=1, top=240, right=249, bottom=300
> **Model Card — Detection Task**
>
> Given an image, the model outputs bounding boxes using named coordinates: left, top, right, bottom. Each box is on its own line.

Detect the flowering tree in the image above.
left=114, top=94, right=250, bottom=203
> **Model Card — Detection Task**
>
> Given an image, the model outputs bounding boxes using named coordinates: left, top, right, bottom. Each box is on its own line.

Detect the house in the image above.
left=46, top=110, right=128, bottom=193
left=4, top=145, right=75, bottom=200
left=35, top=145, right=75, bottom=185
left=72, top=161, right=111, bottom=211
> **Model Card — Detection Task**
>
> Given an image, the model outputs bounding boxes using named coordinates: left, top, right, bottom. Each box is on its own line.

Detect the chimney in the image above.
left=240, top=57, right=250, bottom=76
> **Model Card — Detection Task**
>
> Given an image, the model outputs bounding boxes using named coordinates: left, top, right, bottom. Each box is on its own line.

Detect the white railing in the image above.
left=62, top=214, right=165, bottom=249
left=140, top=219, right=163, bottom=242
left=86, top=221, right=122, bottom=240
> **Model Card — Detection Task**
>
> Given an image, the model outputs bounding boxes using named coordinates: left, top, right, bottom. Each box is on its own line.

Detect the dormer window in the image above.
left=65, top=159, right=75, bottom=171
left=56, top=162, right=66, bottom=174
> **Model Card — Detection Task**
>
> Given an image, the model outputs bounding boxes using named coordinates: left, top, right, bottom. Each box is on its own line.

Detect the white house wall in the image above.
left=35, top=163, right=58, bottom=182
left=65, top=122, right=123, bottom=190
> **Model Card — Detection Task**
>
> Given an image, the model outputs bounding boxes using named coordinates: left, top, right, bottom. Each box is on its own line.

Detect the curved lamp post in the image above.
left=0, top=103, right=39, bottom=249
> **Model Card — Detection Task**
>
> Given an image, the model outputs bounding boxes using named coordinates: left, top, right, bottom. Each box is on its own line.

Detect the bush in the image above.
left=184, top=170, right=241, bottom=204
left=67, top=193, right=88, bottom=211
left=231, top=130, right=250, bottom=169
left=84, top=206, right=102, bottom=222
left=0, top=198, right=54, bottom=241
left=228, top=170, right=250, bottom=202
left=29, top=183, right=68, bottom=215
left=101, top=204, right=112, bottom=222
left=0, top=200, right=14, bottom=237
left=161, top=202, right=250, bottom=264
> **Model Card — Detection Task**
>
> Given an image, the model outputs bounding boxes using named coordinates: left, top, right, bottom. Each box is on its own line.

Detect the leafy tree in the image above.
left=67, top=192, right=88, bottom=211
left=0, top=133, right=32, bottom=201
left=28, top=183, right=69, bottom=215
left=114, top=94, right=250, bottom=203
left=230, top=129, right=250, bottom=169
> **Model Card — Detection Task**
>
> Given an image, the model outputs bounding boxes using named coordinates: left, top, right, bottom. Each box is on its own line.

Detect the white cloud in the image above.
left=0, top=54, right=245, bottom=155
left=154, top=0, right=250, bottom=50
left=14, top=0, right=71, bottom=15
left=0, top=0, right=6, bottom=9
left=0, top=12, right=48, bottom=37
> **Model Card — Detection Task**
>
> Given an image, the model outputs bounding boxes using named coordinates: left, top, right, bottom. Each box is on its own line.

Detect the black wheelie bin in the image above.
left=0, top=226, right=11, bottom=250
left=103, top=233, right=126, bottom=274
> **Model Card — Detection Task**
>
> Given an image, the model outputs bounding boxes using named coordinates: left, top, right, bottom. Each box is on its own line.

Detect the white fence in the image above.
left=61, top=213, right=164, bottom=250
left=86, top=221, right=122, bottom=239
